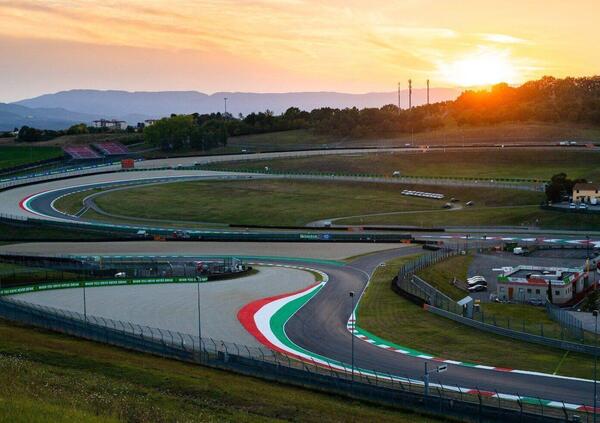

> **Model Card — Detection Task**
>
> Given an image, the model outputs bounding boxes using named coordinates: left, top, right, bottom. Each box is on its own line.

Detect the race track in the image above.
left=0, top=151, right=597, bottom=411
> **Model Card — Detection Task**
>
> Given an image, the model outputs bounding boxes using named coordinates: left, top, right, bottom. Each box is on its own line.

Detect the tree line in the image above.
left=11, top=75, right=600, bottom=150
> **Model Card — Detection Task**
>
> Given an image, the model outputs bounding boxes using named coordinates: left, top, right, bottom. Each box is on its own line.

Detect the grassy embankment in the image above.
left=0, top=146, right=63, bottom=171
left=0, top=319, right=445, bottom=423
left=83, top=179, right=542, bottom=227
left=204, top=148, right=600, bottom=181
left=226, top=123, right=600, bottom=150
left=356, top=255, right=594, bottom=378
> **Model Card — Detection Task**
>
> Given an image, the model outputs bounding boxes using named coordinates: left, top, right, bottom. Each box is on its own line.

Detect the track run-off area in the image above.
left=1, top=149, right=600, bottom=413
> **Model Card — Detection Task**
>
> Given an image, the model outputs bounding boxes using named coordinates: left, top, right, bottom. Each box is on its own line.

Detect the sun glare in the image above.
left=439, top=48, right=520, bottom=87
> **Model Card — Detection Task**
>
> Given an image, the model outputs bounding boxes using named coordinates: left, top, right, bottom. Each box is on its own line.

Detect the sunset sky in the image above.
left=1, top=0, right=599, bottom=102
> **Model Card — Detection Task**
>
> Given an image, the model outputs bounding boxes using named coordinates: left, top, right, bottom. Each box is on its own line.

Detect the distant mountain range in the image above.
left=1, top=88, right=462, bottom=131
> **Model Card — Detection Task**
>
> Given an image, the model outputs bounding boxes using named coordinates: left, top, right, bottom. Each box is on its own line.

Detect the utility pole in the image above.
left=427, top=79, right=430, bottom=105
left=224, top=97, right=228, bottom=116
left=397, top=82, right=401, bottom=111
left=408, top=79, right=412, bottom=109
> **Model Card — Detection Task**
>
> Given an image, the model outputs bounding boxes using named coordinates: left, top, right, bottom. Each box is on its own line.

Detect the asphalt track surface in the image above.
left=0, top=152, right=597, bottom=408
left=3, top=243, right=594, bottom=406
left=8, top=265, right=314, bottom=347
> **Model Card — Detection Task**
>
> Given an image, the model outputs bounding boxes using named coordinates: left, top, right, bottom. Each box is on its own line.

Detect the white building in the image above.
left=496, top=265, right=588, bottom=305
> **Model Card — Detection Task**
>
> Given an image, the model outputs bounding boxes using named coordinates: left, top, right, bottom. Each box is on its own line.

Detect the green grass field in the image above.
left=0, top=221, right=122, bottom=242
left=0, top=146, right=63, bottom=171
left=205, top=148, right=600, bottom=181
left=338, top=205, right=600, bottom=230
left=53, top=188, right=101, bottom=215
left=416, top=254, right=473, bottom=300
left=357, top=255, right=594, bottom=378
left=87, top=179, right=543, bottom=227
left=0, top=319, right=445, bottom=423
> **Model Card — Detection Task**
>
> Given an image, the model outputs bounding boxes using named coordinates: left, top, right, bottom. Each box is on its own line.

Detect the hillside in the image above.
left=13, top=88, right=461, bottom=121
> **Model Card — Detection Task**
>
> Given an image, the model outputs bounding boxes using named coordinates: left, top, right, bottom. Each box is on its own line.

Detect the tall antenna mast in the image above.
left=397, top=82, right=401, bottom=111
left=427, top=79, right=430, bottom=105
left=408, top=79, right=412, bottom=109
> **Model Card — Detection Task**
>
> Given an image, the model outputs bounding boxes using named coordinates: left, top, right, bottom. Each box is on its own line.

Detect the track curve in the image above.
left=0, top=156, right=597, bottom=411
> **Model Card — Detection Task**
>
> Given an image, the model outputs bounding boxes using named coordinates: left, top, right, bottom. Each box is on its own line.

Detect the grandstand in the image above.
left=63, top=145, right=102, bottom=160
left=93, top=142, right=129, bottom=156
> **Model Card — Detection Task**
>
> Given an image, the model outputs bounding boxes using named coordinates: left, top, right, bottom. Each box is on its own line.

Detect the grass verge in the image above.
left=357, top=255, right=594, bottom=378
left=415, top=254, right=473, bottom=300
left=0, top=318, right=445, bottom=423
left=0, top=146, right=63, bottom=171
left=205, top=146, right=600, bottom=181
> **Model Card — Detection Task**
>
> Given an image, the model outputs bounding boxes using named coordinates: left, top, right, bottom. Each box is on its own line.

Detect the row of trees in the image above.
left=544, top=173, right=588, bottom=203
left=14, top=75, right=600, bottom=149
left=451, top=77, right=600, bottom=125
left=144, top=115, right=228, bottom=151
left=15, top=123, right=137, bottom=142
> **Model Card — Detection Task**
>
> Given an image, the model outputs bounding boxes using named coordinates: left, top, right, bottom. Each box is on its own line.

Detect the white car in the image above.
left=114, top=272, right=127, bottom=278
left=468, top=284, right=487, bottom=292
left=467, top=276, right=486, bottom=284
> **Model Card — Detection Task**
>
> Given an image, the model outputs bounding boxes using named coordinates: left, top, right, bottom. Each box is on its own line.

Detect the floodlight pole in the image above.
left=82, top=282, right=87, bottom=323
left=594, top=309, right=598, bottom=422
left=424, top=361, right=430, bottom=396
left=197, top=277, right=202, bottom=352
left=349, top=291, right=355, bottom=382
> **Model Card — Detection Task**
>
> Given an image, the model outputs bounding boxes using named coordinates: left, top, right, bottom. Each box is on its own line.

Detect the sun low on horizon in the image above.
left=437, top=48, right=522, bottom=88
left=0, top=0, right=599, bottom=100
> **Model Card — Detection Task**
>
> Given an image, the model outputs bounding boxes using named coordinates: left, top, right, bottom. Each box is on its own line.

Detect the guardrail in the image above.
left=0, top=296, right=586, bottom=422
left=0, top=211, right=413, bottom=243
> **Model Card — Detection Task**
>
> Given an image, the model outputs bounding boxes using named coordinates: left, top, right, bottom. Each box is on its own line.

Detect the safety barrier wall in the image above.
left=0, top=212, right=412, bottom=243
left=0, top=297, right=582, bottom=423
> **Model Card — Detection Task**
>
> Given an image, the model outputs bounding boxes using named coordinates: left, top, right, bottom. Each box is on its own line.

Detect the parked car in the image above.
left=579, top=203, right=588, bottom=210
left=465, top=201, right=474, bottom=206
left=467, top=277, right=487, bottom=286
left=468, top=284, right=487, bottom=292
left=528, top=299, right=544, bottom=306
left=513, top=247, right=524, bottom=255
left=114, top=272, right=127, bottom=278
left=442, top=203, right=452, bottom=209
left=392, top=170, right=401, bottom=177
left=569, top=203, right=577, bottom=209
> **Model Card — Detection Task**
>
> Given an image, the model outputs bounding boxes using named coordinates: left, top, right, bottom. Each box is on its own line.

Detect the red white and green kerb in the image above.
left=239, top=263, right=596, bottom=413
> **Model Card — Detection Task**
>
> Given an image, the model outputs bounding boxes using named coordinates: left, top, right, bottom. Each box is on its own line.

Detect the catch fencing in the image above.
left=546, top=302, right=586, bottom=340
left=0, top=296, right=589, bottom=423
left=201, top=165, right=545, bottom=191
left=428, top=305, right=599, bottom=356
left=394, top=249, right=600, bottom=354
